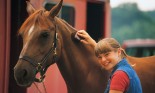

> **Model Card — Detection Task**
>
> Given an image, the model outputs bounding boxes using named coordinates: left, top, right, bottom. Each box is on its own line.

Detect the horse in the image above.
left=14, top=0, right=155, bottom=93
left=126, top=56, right=155, bottom=93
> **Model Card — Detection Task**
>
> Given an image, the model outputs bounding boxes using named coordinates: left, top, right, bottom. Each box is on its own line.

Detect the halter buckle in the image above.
left=36, top=63, right=42, bottom=71
left=54, top=48, right=57, bottom=55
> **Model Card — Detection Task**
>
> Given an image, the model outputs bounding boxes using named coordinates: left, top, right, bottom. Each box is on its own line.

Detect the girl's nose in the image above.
left=98, top=56, right=106, bottom=64
left=101, top=56, right=106, bottom=62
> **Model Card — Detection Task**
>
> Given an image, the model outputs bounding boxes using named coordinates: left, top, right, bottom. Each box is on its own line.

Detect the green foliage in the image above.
left=111, top=3, right=155, bottom=44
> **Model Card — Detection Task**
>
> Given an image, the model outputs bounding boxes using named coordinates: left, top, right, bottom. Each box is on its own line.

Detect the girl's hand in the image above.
left=77, top=30, right=97, bottom=48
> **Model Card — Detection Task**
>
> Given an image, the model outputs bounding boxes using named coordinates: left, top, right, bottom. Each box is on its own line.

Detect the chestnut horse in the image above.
left=14, top=0, right=155, bottom=93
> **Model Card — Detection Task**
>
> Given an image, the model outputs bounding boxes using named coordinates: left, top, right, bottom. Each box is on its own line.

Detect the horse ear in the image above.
left=26, top=1, right=36, bottom=15
left=49, top=0, right=63, bottom=18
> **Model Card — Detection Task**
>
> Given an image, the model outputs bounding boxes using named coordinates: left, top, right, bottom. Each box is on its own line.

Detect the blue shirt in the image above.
left=104, top=58, right=142, bottom=93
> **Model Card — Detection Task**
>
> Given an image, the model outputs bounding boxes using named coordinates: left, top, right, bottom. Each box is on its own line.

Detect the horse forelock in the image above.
left=18, top=9, right=53, bottom=37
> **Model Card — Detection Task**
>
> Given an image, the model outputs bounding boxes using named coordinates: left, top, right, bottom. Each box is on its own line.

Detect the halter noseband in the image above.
left=19, top=24, right=58, bottom=83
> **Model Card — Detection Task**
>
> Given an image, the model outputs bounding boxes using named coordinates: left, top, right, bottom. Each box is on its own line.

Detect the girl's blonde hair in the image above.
left=94, top=38, right=127, bottom=58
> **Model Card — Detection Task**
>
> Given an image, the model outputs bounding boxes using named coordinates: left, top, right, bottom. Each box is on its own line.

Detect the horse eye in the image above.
left=41, top=32, right=49, bottom=38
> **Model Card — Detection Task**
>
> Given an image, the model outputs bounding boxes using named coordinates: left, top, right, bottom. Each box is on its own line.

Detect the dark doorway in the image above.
left=86, top=1, right=105, bottom=42
left=10, top=0, right=27, bottom=93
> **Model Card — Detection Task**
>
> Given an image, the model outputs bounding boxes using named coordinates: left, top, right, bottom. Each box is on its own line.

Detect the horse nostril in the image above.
left=14, top=68, right=29, bottom=83
left=22, top=69, right=28, bottom=78
left=16, top=69, right=28, bottom=79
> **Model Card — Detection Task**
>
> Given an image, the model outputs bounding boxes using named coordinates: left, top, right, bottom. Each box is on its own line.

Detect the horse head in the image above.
left=14, top=0, right=63, bottom=87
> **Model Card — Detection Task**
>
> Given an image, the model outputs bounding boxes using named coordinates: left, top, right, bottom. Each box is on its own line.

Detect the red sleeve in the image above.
left=110, top=70, right=129, bottom=92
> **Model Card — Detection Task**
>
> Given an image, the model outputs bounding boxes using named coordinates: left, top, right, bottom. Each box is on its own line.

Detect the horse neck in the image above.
left=56, top=17, right=96, bottom=73
left=55, top=18, right=107, bottom=88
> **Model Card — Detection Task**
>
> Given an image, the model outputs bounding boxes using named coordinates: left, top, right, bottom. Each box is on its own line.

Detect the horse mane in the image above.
left=54, top=17, right=99, bottom=65
left=56, top=17, right=78, bottom=33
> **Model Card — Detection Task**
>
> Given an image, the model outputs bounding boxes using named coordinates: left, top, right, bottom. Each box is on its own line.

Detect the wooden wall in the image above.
left=0, top=0, right=10, bottom=93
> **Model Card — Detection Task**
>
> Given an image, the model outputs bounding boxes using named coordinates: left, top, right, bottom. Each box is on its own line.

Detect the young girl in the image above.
left=76, top=30, right=142, bottom=93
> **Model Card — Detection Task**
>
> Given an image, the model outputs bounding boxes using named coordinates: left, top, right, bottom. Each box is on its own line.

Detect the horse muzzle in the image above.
left=14, top=60, right=36, bottom=87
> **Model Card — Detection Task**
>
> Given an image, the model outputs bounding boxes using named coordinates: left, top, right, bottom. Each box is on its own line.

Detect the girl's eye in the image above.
left=98, top=56, right=102, bottom=59
left=104, top=53, right=109, bottom=57
left=97, top=56, right=102, bottom=60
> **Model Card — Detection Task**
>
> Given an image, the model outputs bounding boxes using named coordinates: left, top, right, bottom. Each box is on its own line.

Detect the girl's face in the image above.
left=97, top=48, right=121, bottom=71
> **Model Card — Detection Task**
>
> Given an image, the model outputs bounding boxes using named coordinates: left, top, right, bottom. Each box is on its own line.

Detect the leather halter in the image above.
left=19, top=24, right=58, bottom=83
